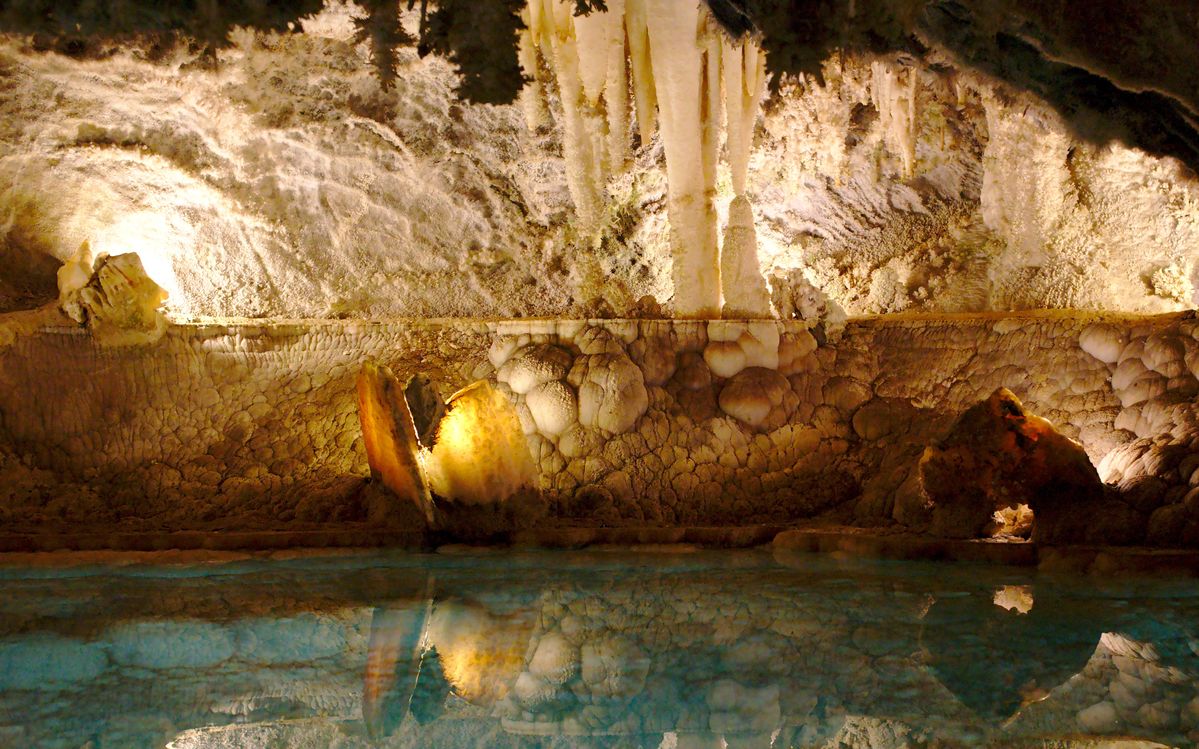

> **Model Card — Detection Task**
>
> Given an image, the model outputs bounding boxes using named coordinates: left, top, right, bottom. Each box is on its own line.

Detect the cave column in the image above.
left=642, top=0, right=721, bottom=317
left=719, top=38, right=772, bottom=318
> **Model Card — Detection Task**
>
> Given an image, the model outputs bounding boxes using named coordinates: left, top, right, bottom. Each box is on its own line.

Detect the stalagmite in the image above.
left=720, top=195, right=772, bottom=318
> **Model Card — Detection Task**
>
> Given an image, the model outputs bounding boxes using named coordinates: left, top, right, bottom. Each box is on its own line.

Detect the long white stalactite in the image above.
left=522, top=0, right=769, bottom=318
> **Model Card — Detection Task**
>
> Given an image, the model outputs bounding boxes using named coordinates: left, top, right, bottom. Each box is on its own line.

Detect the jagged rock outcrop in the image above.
left=57, top=246, right=168, bottom=346
left=919, top=387, right=1140, bottom=544
left=356, top=361, right=435, bottom=523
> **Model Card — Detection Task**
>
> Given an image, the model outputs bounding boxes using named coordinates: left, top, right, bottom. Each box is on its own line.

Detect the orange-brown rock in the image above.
left=356, top=361, right=435, bottom=524
left=920, top=387, right=1111, bottom=543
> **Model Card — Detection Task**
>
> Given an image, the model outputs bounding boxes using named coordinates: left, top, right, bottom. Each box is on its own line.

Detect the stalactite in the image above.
left=644, top=0, right=720, bottom=316
left=625, top=0, right=658, bottom=146
left=871, top=59, right=920, bottom=179
left=524, top=0, right=771, bottom=318
left=537, top=0, right=605, bottom=228
left=723, top=38, right=766, bottom=196
left=602, top=0, right=630, bottom=174
left=517, top=9, right=548, bottom=132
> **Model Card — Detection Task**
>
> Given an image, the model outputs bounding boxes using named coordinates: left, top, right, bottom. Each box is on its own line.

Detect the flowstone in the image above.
left=356, top=362, right=435, bottom=524
left=357, top=363, right=540, bottom=536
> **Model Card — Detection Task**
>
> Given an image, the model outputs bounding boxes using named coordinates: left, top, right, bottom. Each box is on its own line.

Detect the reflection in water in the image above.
left=922, top=585, right=1105, bottom=720
left=0, top=551, right=1196, bottom=747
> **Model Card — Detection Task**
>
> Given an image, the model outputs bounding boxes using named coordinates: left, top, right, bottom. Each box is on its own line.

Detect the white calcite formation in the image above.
left=0, top=5, right=1196, bottom=319
left=720, top=195, right=773, bottom=318
left=1083, top=320, right=1199, bottom=546
left=521, top=0, right=769, bottom=317
left=57, top=247, right=169, bottom=346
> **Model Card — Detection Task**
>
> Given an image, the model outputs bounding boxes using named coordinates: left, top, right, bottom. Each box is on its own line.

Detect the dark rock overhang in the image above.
left=714, top=0, right=1199, bottom=174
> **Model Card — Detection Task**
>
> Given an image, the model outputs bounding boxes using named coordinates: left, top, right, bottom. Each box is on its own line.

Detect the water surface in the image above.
left=0, top=549, right=1196, bottom=747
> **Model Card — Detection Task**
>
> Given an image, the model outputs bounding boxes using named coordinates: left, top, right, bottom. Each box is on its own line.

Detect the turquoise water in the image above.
left=0, top=549, right=1196, bottom=748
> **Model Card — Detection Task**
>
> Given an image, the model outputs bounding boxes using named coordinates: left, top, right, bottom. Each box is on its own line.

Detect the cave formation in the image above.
left=1, top=1, right=1199, bottom=550
left=3, top=2, right=1199, bottom=746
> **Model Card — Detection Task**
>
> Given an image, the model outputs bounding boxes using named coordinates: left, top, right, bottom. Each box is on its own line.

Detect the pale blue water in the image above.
left=0, top=549, right=1196, bottom=748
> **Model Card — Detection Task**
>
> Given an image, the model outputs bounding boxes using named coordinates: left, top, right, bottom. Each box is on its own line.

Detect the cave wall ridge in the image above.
left=1, top=312, right=1196, bottom=545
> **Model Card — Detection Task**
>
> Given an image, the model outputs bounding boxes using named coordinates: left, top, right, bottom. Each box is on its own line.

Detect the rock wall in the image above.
left=0, top=3, right=1195, bottom=320
left=2, top=312, right=1196, bottom=544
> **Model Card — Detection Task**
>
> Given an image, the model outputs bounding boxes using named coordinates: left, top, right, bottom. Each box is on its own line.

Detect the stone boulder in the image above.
left=920, top=387, right=1119, bottom=544
left=58, top=247, right=168, bottom=346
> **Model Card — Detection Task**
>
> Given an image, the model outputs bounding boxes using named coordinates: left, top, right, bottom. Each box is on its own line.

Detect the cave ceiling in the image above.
left=1, top=0, right=1194, bottom=171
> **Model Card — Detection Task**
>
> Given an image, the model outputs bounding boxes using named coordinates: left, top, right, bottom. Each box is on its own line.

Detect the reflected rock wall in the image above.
left=2, top=551, right=1198, bottom=747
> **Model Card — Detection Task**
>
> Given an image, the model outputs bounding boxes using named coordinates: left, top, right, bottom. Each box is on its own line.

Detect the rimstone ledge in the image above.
left=2, top=311, right=1198, bottom=555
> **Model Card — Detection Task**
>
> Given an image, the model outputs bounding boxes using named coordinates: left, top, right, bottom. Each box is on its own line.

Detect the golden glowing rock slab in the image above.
left=425, top=380, right=536, bottom=507
left=356, top=361, right=434, bottom=523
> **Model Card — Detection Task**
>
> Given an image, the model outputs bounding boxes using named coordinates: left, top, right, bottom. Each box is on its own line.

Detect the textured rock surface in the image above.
left=355, top=361, right=433, bottom=523
left=58, top=251, right=169, bottom=346
left=919, top=387, right=1108, bottom=544
left=0, top=4, right=1195, bottom=319
left=1, top=311, right=1196, bottom=545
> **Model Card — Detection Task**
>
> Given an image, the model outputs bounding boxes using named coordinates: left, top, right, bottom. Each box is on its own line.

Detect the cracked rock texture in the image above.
left=1, top=311, right=1197, bottom=546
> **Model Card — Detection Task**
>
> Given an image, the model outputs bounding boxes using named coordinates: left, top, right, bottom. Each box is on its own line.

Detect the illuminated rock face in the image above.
left=424, top=380, right=537, bottom=508
left=3, top=312, right=1198, bottom=545
left=919, top=387, right=1111, bottom=544
left=57, top=248, right=168, bottom=346
left=357, top=362, right=538, bottom=530
left=1, top=5, right=1196, bottom=319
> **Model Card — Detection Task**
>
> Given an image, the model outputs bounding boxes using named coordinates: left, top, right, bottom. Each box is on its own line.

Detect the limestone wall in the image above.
left=0, top=312, right=1195, bottom=544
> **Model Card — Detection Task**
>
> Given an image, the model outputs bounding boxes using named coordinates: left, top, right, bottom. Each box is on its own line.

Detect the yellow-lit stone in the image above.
left=426, top=380, right=536, bottom=506
left=356, top=361, right=434, bottom=523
